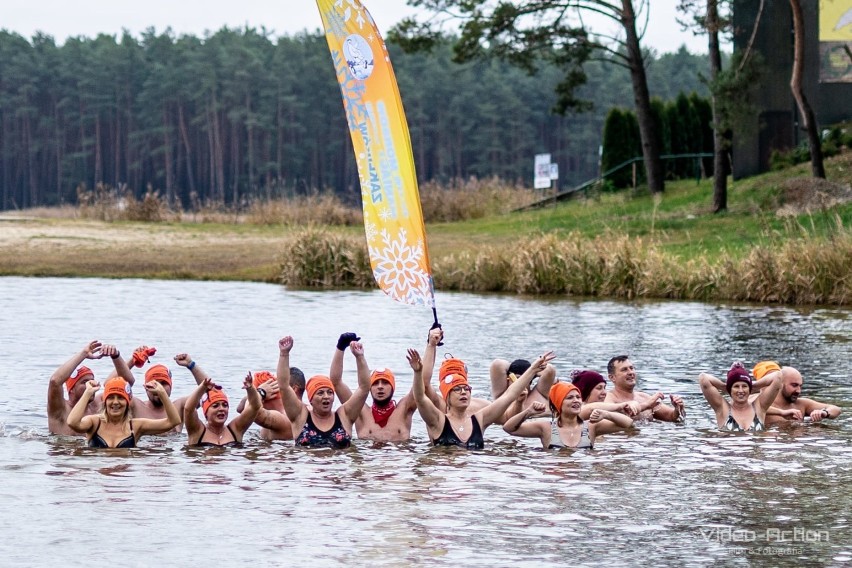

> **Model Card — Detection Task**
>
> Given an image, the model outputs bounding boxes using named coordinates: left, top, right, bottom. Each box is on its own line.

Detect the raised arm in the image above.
left=533, top=364, right=557, bottom=400
left=277, top=336, right=307, bottom=424
left=409, top=348, right=443, bottom=433
left=230, top=372, right=262, bottom=437
left=330, top=333, right=358, bottom=403
left=422, top=327, right=445, bottom=408
left=755, top=371, right=783, bottom=416
left=479, top=352, right=556, bottom=429
left=341, top=341, right=371, bottom=423
left=49, top=341, right=101, bottom=418
left=133, top=381, right=181, bottom=436
left=698, top=372, right=728, bottom=418
left=183, top=379, right=212, bottom=441
left=66, top=380, right=102, bottom=434
left=127, top=345, right=156, bottom=371
left=490, top=358, right=511, bottom=399
left=102, top=344, right=136, bottom=386
left=174, top=353, right=208, bottom=386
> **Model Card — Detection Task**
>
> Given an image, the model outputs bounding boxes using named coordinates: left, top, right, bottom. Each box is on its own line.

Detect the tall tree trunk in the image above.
left=707, top=0, right=727, bottom=212
left=206, top=103, right=217, bottom=202
left=789, top=0, right=825, bottom=179
left=54, top=101, right=63, bottom=204
left=621, top=0, right=664, bottom=193
left=114, top=99, right=121, bottom=186
left=24, top=112, right=37, bottom=207
left=94, top=114, right=102, bottom=184
left=177, top=104, right=196, bottom=196
left=162, top=105, right=174, bottom=203
left=245, top=93, right=254, bottom=195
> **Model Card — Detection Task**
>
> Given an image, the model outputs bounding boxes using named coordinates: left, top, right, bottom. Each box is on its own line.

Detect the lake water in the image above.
left=1, top=276, right=850, bottom=566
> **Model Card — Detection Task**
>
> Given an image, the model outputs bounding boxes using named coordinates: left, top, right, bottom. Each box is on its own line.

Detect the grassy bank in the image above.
left=1, top=153, right=851, bottom=304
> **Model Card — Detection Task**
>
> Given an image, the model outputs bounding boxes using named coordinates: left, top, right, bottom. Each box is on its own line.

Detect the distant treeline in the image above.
left=0, top=27, right=713, bottom=210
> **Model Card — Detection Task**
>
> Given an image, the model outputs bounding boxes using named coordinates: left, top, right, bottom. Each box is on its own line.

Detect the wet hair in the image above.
left=507, top=359, right=531, bottom=377
left=290, top=367, right=306, bottom=397
left=607, top=355, right=630, bottom=376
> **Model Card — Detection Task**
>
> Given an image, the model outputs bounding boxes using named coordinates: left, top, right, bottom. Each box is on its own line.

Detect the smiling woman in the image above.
left=66, top=375, right=181, bottom=448
left=183, top=362, right=262, bottom=446
left=698, top=362, right=783, bottom=432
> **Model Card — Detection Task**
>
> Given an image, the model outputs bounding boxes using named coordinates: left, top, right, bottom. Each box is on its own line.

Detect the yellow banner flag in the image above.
left=316, top=0, right=435, bottom=308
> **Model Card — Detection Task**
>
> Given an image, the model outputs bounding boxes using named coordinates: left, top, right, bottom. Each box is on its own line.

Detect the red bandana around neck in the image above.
left=371, top=400, right=397, bottom=428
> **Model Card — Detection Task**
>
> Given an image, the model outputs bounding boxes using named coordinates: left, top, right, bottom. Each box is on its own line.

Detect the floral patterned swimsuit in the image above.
left=296, top=410, right=351, bottom=449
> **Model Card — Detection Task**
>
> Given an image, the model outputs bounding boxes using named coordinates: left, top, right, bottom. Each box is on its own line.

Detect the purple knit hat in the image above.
left=570, top=369, right=606, bottom=402
left=725, top=362, right=753, bottom=393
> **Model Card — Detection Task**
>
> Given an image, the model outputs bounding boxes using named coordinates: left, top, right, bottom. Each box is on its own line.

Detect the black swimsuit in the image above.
left=89, top=421, right=136, bottom=449
left=433, top=415, right=484, bottom=450
left=295, top=411, right=351, bottom=449
left=195, top=425, right=240, bottom=447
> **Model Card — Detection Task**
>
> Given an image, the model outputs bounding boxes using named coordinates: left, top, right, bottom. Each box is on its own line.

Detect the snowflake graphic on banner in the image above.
left=369, top=228, right=433, bottom=307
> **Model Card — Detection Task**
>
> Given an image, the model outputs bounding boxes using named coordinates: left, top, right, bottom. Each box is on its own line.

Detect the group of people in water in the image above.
left=47, top=327, right=842, bottom=450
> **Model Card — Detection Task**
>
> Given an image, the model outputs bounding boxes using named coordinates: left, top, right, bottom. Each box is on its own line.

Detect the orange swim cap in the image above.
left=549, top=382, right=581, bottom=413
left=145, top=364, right=172, bottom=387
left=752, top=361, right=781, bottom=380
left=306, top=375, right=335, bottom=402
left=103, top=377, right=132, bottom=404
left=438, top=358, right=469, bottom=399
left=202, top=388, right=229, bottom=416
left=66, top=366, right=94, bottom=394
left=370, top=368, right=396, bottom=392
left=252, top=371, right=278, bottom=400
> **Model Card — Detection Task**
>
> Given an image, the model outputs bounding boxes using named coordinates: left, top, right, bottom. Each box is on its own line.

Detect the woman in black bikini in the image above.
left=276, top=335, right=370, bottom=449
left=184, top=366, right=261, bottom=446
left=411, top=347, right=556, bottom=450
left=67, top=375, right=181, bottom=448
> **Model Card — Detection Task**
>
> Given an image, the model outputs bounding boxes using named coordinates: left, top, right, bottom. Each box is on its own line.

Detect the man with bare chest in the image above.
left=604, top=355, right=684, bottom=422
left=331, top=333, right=418, bottom=442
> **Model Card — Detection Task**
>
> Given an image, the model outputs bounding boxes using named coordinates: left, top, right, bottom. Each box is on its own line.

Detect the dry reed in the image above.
left=279, top=227, right=373, bottom=288
left=419, top=177, right=536, bottom=222
left=279, top=223, right=852, bottom=305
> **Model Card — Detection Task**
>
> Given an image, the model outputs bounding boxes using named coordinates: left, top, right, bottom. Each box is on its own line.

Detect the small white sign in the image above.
left=549, top=163, right=559, bottom=180
left=534, top=153, right=551, bottom=189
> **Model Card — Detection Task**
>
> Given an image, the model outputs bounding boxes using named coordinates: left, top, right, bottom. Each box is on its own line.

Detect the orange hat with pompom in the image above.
left=439, top=357, right=469, bottom=399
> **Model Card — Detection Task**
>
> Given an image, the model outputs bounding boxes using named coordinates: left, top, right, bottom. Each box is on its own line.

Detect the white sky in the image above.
left=2, top=1, right=712, bottom=54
